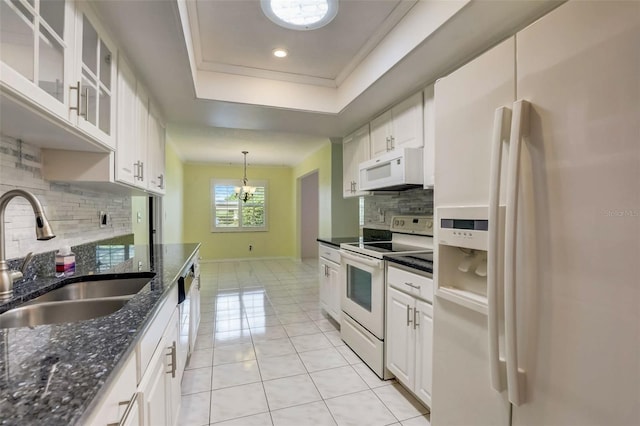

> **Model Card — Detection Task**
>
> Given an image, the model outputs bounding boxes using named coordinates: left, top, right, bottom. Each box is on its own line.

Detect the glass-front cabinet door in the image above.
left=74, top=3, right=116, bottom=149
left=0, top=0, right=74, bottom=119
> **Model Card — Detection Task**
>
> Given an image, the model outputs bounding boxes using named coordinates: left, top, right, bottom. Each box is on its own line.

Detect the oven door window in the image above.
left=346, top=265, right=372, bottom=312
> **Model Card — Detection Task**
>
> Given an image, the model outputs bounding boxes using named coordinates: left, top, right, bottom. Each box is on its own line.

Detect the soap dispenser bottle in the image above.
left=56, top=246, right=75, bottom=276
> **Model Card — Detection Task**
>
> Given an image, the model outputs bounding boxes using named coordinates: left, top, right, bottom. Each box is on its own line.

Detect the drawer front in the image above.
left=387, top=265, right=434, bottom=303
left=319, top=243, right=341, bottom=264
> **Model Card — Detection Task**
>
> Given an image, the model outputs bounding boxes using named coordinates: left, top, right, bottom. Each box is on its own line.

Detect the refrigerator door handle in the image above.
left=488, top=106, right=511, bottom=393
left=504, top=99, right=530, bottom=406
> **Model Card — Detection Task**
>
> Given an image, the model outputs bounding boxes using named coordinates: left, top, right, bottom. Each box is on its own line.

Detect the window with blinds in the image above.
left=211, top=179, right=268, bottom=232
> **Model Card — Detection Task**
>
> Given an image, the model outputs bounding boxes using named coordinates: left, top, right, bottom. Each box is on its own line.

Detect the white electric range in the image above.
left=339, top=216, right=434, bottom=379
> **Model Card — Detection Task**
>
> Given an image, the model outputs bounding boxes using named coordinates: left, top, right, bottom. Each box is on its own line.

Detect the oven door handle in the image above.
left=339, top=250, right=384, bottom=269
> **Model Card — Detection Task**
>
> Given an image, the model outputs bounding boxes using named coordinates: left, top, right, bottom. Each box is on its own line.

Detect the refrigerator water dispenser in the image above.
left=436, top=206, right=504, bottom=314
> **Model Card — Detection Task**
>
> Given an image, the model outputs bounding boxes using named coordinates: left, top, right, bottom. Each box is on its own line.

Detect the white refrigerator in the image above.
left=431, top=1, right=640, bottom=425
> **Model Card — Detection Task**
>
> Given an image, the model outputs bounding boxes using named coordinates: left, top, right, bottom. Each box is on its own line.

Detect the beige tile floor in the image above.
left=179, top=259, right=431, bottom=426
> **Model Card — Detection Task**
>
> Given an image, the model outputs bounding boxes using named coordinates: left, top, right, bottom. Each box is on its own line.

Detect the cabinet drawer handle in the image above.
left=406, top=305, right=413, bottom=326
left=413, top=309, right=419, bottom=330
left=107, top=392, right=139, bottom=426
left=166, top=341, right=177, bottom=378
left=158, top=174, right=164, bottom=189
left=139, top=161, right=144, bottom=180
left=404, top=282, right=421, bottom=289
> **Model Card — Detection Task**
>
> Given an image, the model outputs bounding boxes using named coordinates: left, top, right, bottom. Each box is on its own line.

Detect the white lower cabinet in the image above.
left=385, top=265, right=433, bottom=408
left=138, top=305, right=181, bottom=426
left=140, top=347, right=169, bottom=426
left=189, top=274, right=201, bottom=355
left=414, top=301, right=434, bottom=405
left=86, top=282, right=193, bottom=426
left=318, top=243, right=341, bottom=323
left=386, top=287, right=415, bottom=387
left=85, top=352, right=140, bottom=426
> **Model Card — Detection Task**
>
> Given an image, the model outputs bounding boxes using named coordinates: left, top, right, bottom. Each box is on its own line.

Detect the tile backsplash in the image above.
left=363, top=188, right=434, bottom=229
left=0, top=137, right=132, bottom=259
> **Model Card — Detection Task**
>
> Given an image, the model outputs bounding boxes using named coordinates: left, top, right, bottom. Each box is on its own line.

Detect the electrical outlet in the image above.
left=99, top=211, right=109, bottom=228
left=249, top=245, right=253, bottom=252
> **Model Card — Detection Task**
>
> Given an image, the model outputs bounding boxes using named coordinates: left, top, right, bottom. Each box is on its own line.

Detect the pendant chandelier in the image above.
left=235, top=151, right=256, bottom=202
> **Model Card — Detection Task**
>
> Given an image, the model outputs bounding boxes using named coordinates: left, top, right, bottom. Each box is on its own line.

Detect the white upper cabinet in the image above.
left=0, top=0, right=75, bottom=121
left=0, top=0, right=116, bottom=151
left=134, top=82, right=149, bottom=188
left=342, top=124, right=370, bottom=198
left=370, top=92, right=424, bottom=158
left=73, top=2, right=116, bottom=149
left=370, top=109, right=393, bottom=157
left=116, top=54, right=165, bottom=194
left=147, top=101, right=166, bottom=195
left=115, top=54, right=138, bottom=186
left=423, top=85, right=435, bottom=188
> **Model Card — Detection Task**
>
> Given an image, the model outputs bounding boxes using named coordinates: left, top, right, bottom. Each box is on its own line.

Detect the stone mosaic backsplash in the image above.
left=363, top=188, right=434, bottom=229
left=7, top=234, right=136, bottom=286
left=0, top=137, right=132, bottom=259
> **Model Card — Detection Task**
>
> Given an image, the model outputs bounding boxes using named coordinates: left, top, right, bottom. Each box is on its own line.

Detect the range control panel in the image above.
left=390, top=216, right=434, bottom=236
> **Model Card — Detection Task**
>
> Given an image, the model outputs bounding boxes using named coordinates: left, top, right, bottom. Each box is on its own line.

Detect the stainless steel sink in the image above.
left=0, top=297, right=131, bottom=328
left=24, top=276, right=152, bottom=304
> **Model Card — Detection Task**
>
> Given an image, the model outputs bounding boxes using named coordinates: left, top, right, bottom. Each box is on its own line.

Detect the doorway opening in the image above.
left=300, top=171, right=319, bottom=260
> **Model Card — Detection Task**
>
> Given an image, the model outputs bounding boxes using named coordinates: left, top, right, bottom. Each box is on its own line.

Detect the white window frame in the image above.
left=211, top=179, right=268, bottom=232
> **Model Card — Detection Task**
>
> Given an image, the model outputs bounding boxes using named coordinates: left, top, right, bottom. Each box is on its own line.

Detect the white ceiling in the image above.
left=92, top=0, right=563, bottom=166
left=192, top=0, right=411, bottom=85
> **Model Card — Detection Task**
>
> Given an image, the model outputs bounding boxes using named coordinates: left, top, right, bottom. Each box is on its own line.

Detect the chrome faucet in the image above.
left=0, top=189, right=55, bottom=301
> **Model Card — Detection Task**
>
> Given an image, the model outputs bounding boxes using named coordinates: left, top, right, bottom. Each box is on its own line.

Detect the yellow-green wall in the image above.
left=293, top=143, right=332, bottom=241
left=131, top=196, right=148, bottom=244
left=163, top=139, right=184, bottom=244
left=292, top=142, right=359, bottom=258
left=183, top=163, right=294, bottom=260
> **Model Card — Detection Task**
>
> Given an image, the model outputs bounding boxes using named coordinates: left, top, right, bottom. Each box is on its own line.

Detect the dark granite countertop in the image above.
left=0, top=240, right=200, bottom=425
left=316, top=236, right=361, bottom=248
left=384, top=254, right=434, bottom=274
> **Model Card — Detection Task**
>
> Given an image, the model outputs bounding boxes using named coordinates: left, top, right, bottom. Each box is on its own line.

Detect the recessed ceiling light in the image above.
left=261, top=0, right=339, bottom=31
left=273, top=48, right=288, bottom=58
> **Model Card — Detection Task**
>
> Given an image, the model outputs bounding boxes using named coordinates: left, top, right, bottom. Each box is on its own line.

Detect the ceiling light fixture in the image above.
left=261, top=0, right=339, bottom=31
left=273, top=48, right=288, bottom=58
left=235, top=151, right=256, bottom=203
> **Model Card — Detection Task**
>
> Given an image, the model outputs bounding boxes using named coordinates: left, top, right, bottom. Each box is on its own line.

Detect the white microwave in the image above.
left=359, top=148, right=424, bottom=191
